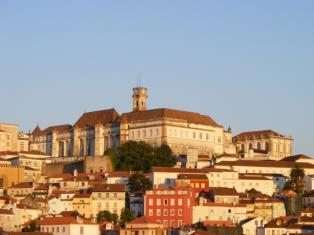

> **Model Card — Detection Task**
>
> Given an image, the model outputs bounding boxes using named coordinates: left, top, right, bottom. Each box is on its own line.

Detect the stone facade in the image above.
left=0, top=123, right=19, bottom=152
left=28, top=87, right=238, bottom=157
left=233, top=130, right=293, bottom=159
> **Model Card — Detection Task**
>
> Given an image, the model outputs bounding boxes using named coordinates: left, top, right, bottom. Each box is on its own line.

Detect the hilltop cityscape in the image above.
left=0, top=87, right=313, bottom=235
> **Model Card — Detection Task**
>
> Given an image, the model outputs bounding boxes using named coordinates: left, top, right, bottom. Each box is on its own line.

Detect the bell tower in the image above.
left=132, top=87, right=148, bottom=111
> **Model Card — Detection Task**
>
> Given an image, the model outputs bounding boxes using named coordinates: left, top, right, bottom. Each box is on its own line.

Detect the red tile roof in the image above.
left=128, top=216, right=157, bottom=225
left=74, top=108, right=119, bottom=128
left=9, top=232, right=53, bottom=235
left=92, top=184, right=125, bottom=192
left=233, top=130, right=290, bottom=141
left=177, top=174, right=208, bottom=180
left=216, top=160, right=314, bottom=169
left=210, top=187, right=239, bottom=196
left=280, top=154, right=312, bottom=162
left=8, top=182, right=33, bottom=189
left=120, top=108, right=221, bottom=127
left=0, top=209, right=13, bottom=215
left=34, top=216, right=95, bottom=225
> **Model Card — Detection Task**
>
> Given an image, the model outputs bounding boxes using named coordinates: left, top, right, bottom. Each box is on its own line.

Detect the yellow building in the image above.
left=91, top=184, right=125, bottom=218
left=120, top=216, right=167, bottom=235
left=233, top=130, right=293, bottom=159
left=0, top=164, right=25, bottom=189
left=72, top=193, right=93, bottom=219
left=0, top=123, right=19, bottom=152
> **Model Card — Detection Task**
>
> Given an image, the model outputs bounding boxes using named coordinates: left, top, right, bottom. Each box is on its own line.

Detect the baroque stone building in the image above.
left=30, top=87, right=236, bottom=157
left=232, top=130, right=293, bottom=159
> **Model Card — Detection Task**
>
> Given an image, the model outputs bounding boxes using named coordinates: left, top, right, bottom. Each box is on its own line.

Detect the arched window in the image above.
left=257, top=142, right=261, bottom=150
left=249, top=143, right=253, bottom=149
left=265, top=142, right=269, bottom=152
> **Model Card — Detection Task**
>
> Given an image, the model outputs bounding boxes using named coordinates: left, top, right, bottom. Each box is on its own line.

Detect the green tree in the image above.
left=97, top=210, right=118, bottom=224
left=119, top=208, right=136, bottom=228
left=128, top=172, right=152, bottom=193
left=283, top=180, right=294, bottom=191
left=116, top=141, right=154, bottom=172
left=104, top=148, right=118, bottom=171
left=115, top=141, right=176, bottom=172
left=290, top=165, right=305, bottom=193
left=22, top=221, right=38, bottom=232
left=152, top=144, right=176, bottom=167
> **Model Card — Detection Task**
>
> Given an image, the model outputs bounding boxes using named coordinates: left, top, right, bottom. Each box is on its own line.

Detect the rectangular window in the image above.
left=164, top=199, right=168, bottom=206
left=157, top=209, right=161, bottom=216
left=170, top=209, right=175, bottom=216
left=199, top=133, right=202, bottom=139
left=149, top=209, right=153, bottom=216
left=80, top=226, right=84, bottom=235
left=170, top=199, right=175, bottom=206
left=193, top=132, right=196, bottom=139
left=178, top=209, right=182, bottom=216
left=157, top=199, right=161, bottom=206
left=163, top=209, right=168, bottom=216
left=178, top=199, right=182, bottom=206
left=178, top=220, right=183, bottom=227
left=149, top=199, right=153, bottom=206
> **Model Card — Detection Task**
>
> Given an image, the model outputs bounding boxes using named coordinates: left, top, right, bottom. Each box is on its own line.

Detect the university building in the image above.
left=29, top=87, right=236, bottom=157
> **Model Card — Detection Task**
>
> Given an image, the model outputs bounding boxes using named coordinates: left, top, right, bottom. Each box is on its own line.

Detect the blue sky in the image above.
left=0, top=1, right=313, bottom=155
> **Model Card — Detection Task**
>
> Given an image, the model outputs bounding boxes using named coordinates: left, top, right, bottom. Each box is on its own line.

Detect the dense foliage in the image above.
left=22, top=221, right=39, bottom=232
left=96, top=210, right=118, bottom=224
left=119, top=208, right=136, bottom=228
left=128, top=172, right=152, bottom=193
left=283, top=164, right=305, bottom=193
left=109, top=141, right=176, bottom=172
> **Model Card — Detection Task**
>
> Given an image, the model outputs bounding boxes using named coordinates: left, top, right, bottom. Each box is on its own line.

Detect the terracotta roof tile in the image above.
left=233, top=130, right=290, bottom=141
left=0, top=209, right=13, bottom=215
left=210, top=187, right=239, bottom=196
left=92, top=184, right=125, bottom=192
left=120, top=108, right=221, bottom=127
left=177, top=174, right=208, bottom=180
left=34, top=216, right=95, bottom=225
left=74, top=108, right=119, bottom=128
left=128, top=216, right=157, bottom=225
left=8, top=182, right=33, bottom=189
left=216, top=160, right=314, bottom=169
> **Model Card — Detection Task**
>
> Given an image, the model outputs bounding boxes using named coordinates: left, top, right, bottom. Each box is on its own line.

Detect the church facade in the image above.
left=29, top=87, right=236, bottom=157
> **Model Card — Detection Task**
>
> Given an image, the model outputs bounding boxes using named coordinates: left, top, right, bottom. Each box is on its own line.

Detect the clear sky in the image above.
left=0, top=1, right=313, bottom=156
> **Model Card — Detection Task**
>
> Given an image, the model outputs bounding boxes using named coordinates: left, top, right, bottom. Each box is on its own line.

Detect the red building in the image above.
left=144, top=186, right=195, bottom=228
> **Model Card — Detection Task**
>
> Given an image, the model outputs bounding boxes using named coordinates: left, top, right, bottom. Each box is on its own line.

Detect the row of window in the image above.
left=148, top=198, right=190, bottom=206
left=130, top=128, right=160, bottom=139
left=156, top=219, right=183, bottom=227
left=148, top=208, right=183, bottom=216
left=96, top=201, right=119, bottom=208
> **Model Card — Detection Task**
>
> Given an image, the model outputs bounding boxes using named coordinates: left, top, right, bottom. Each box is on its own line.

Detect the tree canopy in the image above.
left=128, top=172, right=152, bottom=193
left=96, top=210, right=118, bottom=224
left=284, top=165, right=306, bottom=194
left=114, top=141, right=176, bottom=172
left=119, top=208, right=136, bottom=228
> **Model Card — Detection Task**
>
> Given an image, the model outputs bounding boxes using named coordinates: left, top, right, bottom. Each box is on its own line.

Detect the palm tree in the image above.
left=290, top=164, right=305, bottom=193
